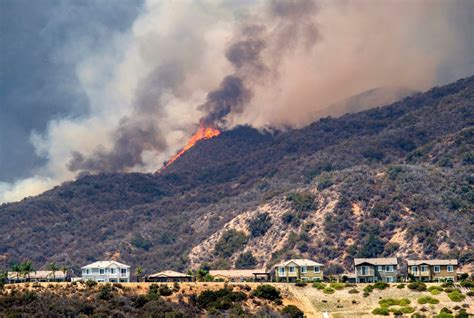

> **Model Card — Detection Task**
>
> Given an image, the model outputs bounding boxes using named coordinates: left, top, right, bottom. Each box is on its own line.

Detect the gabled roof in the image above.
left=209, top=269, right=267, bottom=278
left=354, top=258, right=398, bottom=266
left=274, top=259, right=324, bottom=267
left=8, top=271, right=66, bottom=280
left=407, top=259, right=458, bottom=266
left=82, top=260, right=130, bottom=269
left=148, top=270, right=192, bottom=278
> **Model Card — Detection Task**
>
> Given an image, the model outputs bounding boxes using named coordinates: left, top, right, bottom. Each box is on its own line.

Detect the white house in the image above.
left=81, top=261, right=130, bottom=283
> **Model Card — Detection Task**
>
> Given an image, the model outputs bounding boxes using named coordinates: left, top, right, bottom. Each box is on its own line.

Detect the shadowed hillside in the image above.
left=0, top=76, right=472, bottom=274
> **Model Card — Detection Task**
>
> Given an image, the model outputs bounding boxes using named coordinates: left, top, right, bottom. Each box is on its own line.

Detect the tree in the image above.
left=214, top=230, right=248, bottom=257
left=49, top=262, right=58, bottom=281
left=20, top=261, right=34, bottom=281
left=135, top=266, right=144, bottom=282
left=11, top=263, right=21, bottom=282
left=235, top=252, right=257, bottom=269
left=61, top=266, right=68, bottom=280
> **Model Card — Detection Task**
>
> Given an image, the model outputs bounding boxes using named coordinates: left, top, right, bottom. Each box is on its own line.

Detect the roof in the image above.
left=354, top=258, right=398, bottom=266
left=274, top=259, right=324, bottom=267
left=82, top=260, right=130, bottom=269
left=148, top=270, right=192, bottom=278
left=209, top=269, right=267, bottom=278
left=8, top=271, right=66, bottom=280
left=407, top=259, right=458, bottom=266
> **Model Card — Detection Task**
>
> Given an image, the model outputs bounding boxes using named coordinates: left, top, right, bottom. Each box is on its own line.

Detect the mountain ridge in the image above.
left=0, top=76, right=473, bottom=274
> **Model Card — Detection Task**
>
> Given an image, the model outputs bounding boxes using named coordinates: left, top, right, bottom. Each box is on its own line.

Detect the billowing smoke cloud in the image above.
left=1, top=0, right=473, bottom=203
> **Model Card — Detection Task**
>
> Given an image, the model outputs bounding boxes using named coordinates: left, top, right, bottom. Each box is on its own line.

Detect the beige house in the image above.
left=209, top=269, right=269, bottom=282
left=146, top=270, right=193, bottom=282
left=7, top=270, right=68, bottom=283
left=407, top=259, right=458, bottom=282
left=354, top=258, right=398, bottom=283
left=274, top=259, right=324, bottom=282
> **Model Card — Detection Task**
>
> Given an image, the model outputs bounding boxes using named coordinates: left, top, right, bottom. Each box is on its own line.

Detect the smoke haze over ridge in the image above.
left=1, top=0, right=473, bottom=203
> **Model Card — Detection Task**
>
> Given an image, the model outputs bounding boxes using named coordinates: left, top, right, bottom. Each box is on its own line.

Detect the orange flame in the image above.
left=165, top=123, right=220, bottom=167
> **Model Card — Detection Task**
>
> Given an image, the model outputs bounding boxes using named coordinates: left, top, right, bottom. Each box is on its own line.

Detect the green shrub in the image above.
left=435, top=313, right=454, bottom=318
left=214, top=230, right=248, bottom=257
left=235, top=251, right=257, bottom=269
left=253, top=285, right=281, bottom=301
left=97, top=284, right=113, bottom=300
left=466, top=291, right=474, bottom=297
left=411, top=313, right=427, bottom=318
left=418, top=296, right=439, bottom=304
left=455, top=309, right=469, bottom=318
left=364, top=285, right=374, bottom=293
left=397, top=283, right=406, bottom=289
left=85, top=280, right=98, bottom=288
left=295, top=281, right=307, bottom=287
left=281, top=305, right=305, bottom=318
left=158, top=285, right=173, bottom=296
left=248, top=213, right=272, bottom=237
left=198, top=288, right=247, bottom=310
left=363, top=292, right=370, bottom=297
left=400, top=306, right=416, bottom=314
left=286, top=192, right=316, bottom=212
left=459, top=281, right=473, bottom=288
left=373, top=282, right=390, bottom=290
left=330, top=282, right=345, bottom=290
left=348, top=288, right=359, bottom=294
left=323, top=287, right=335, bottom=294
left=372, top=307, right=390, bottom=316
left=407, top=281, right=427, bottom=291
left=379, top=298, right=411, bottom=307
left=312, top=282, right=326, bottom=290
left=447, top=290, right=465, bottom=302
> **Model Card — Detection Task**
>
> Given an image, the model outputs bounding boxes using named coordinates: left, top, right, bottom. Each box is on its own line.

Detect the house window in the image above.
left=412, top=266, right=418, bottom=273
left=361, top=266, right=368, bottom=275
left=434, top=266, right=440, bottom=273
left=289, top=266, right=295, bottom=273
left=385, top=265, right=394, bottom=272
left=314, top=266, right=320, bottom=273
left=92, top=268, right=98, bottom=274
left=447, top=265, right=453, bottom=272
left=386, top=277, right=394, bottom=283
left=121, top=269, right=127, bottom=275
left=301, top=266, right=307, bottom=273
left=110, top=268, right=115, bottom=274
left=420, top=265, right=427, bottom=272
left=99, top=269, right=105, bottom=274
left=279, top=267, right=285, bottom=275
left=377, top=265, right=383, bottom=272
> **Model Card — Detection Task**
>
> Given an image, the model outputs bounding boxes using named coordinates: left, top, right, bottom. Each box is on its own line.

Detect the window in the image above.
left=360, top=266, right=369, bottom=275
left=289, top=266, right=295, bottom=273
left=301, top=266, right=307, bottom=273
left=386, top=277, right=394, bottom=283
left=279, top=267, right=285, bottom=275
left=434, top=266, right=440, bottom=273
left=99, top=269, right=105, bottom=274
left=92, top=268, right=98, bottom=274
left=385, top=265, right=394, bottom=272
left=121, top=268, right=127, bottom=276
left=110, top=268, right=115, bottom=274
left=447, top=265, right=453, bottom=272
left=412, top=266, right=418, bottom=273
left=420, top=265, right=427, bottom=272
left=377, top=265, right=383, bottom=272
left=314, top=266, right=320, bottom=273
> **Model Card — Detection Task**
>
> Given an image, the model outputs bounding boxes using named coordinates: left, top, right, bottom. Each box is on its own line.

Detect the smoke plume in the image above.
left=1, top=0, right=473, bottom=203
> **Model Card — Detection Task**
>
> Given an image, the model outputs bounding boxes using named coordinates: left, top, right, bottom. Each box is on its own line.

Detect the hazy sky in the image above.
left=0, top=0, right=473, bottom=203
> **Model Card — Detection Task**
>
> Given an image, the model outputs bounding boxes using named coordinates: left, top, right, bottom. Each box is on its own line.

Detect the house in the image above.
left=146, top=270, right=193, bottom=282
left=7, top=270, right=68, bottom=283
left=81, top=261, right=130, bottom=283
left=209, top=269, right=269, bottom=282
left=407, top=259, right=458, bottom=282
left=354, top=258, right=398, bottom=283
left=274, top=259, right=324, bottom=282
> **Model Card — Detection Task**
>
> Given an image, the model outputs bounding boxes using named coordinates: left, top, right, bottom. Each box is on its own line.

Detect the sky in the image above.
left=0, top=0, right=473, bottom=203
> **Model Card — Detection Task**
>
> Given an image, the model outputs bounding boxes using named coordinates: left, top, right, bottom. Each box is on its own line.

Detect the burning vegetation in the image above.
left=165, top=123, right=220, bottom=167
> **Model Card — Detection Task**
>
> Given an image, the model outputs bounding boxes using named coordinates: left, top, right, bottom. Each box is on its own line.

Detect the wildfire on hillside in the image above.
left=164, top=123, right=220, bottom=168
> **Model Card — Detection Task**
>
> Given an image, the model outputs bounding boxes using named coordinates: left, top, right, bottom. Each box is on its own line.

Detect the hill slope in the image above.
left=0, top=76, right=473, bottom=274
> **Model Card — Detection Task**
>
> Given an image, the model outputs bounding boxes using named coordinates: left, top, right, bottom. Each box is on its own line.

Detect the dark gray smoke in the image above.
left=199, top=0, right=319, bottom=127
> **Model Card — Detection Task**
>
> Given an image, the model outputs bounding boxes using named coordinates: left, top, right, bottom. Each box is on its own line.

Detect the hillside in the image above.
left=0, top=76, right=473, bottom=275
